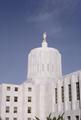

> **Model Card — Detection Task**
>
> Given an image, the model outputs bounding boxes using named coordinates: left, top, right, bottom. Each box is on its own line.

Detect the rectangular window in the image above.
left=67, top=116, right=71, bottom=120
left=61, top=86, right=64, bottom=102
left=14, top=87, right=18, bottom=91
left=5, top=117, right=9, bottom=120
left=76, top=82, right=80, bottom=100
left=28, top=87, right=32, bottom=92
left=13, top=107, right=17, bottom=113
left=42, top=64, right=44, bottom=71
left=27, top=107, right=31, bottom=113
left=13, top=118, right=17, bottom=120
left=68, top=84, right=72, bottom=101
left=76, top=116, right=79, bottom=120
left=14, top=97, right=18, bottom=102
left=6, top=96, right=10, bottom=102
left=28, top=118, right=31, bottom=120
left=28, top=97, right=32, bottom=102
left=52, top=65, right=54, bottom=72
left=47, top=64, right=49, bottom=71
left=6, top=86, right=11, bottom=91
left=37, top=64, right=39, bottom=72
left=6, top=106, right=10, bottom=113
left=55, top=88, right=57, bottom=104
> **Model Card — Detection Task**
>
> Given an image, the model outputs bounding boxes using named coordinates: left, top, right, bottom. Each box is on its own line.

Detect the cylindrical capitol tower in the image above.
left=27, top=33, right=62, bottom=83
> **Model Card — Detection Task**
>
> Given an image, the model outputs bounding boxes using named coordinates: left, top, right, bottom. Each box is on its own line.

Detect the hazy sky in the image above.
left=0, top=0, right=81, bottom=84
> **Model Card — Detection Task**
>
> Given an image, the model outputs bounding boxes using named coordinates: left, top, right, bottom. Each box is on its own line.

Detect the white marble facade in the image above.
left=0, top=33, right=81, bottom=120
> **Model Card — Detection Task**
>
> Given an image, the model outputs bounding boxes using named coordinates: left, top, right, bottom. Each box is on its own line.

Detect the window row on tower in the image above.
left=6, top=86, right=18, bottom=91
left=6, top=106, right=18, bottom=113
left=32, top=64, right=54, bottom=73
left=6, top=96, right=18, bottom=102
left=6, top=96, right=32, bottom=102
left=6, top=86, right=32, bottom=92
left=5, top=106, right=32, bottom=114
left=5, top=117, right=31, bottom=120
left=55, top=81, right=80, bottom=104
left=5, top=117, right=17, bottom=120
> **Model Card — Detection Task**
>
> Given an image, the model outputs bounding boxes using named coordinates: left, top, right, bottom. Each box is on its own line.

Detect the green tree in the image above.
left=34, top=113, right=64, bottom=120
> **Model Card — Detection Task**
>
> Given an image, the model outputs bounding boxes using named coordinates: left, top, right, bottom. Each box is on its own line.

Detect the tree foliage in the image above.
left=34, top=113, right=64, bottom=120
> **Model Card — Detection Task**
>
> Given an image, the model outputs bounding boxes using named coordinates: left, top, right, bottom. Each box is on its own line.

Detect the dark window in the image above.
left=67, top=116, right=71, bottom=120
left=28, top=97, right=32, bottom=102
left=6, top=96, right=10, bottom=102
left=6, top=106, right=10, bottom=113
left=14, top=87, right=18, bottom=91
left=76, top=116, right=79, bottom=120
left=47, top=64, right=49, bottom=71
left=78, top=75, right=79, bottom=81
left=28, top=107, right=31, bottom=113
left=5, top=117, right=9, bottom=120
left=76, top=82, right=80, bottom=100
left=61, top=86, right=64, bottom=102
left=28, top=118, right=31, bottom=120
left=42, top=64, right=44, bottom=71
left=6, top=86, right=11, bottom=91
left=13, top=118, right=17, bottom=120
left=28, top=87, right=32, bottom=92
left=37, top=64, right=39, bottom=72
left=13, top=107, right=17, bottom=113
left=52, top=65, right=54, bottom=72
left=68, top=84, right=72, bottom=101
left=14, top=97, right=18, bottom=102
left=55, top=88, right=57, bottom=104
